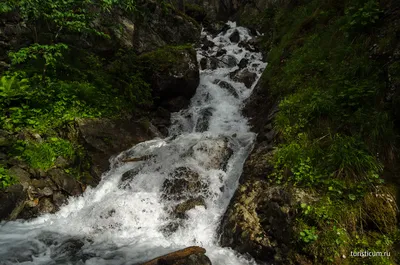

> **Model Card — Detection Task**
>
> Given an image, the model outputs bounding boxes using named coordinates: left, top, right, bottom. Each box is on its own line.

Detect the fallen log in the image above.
left=122, top=155, right=153, bottom=163
left=141, top=246, right=210, bottom=265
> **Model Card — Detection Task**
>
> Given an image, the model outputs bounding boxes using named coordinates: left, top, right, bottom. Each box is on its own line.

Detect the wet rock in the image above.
left=50, top=237, right=85, bottom=261
left=191, top=137, right=233, bottom=170
left=38, top=198, right=55, bottom=214
left=54, top=156, right=71, bottom=168
left=232, top=69, right=258, bottom=88
left=48, top=169, right=82, bottom=196
left=229, top=29, right=240, bottom=43
left=215, top=49, right=227, bottom=57
left=221, top=55, right=237, bottom=68
left=195, top=107, right=214, bottom=132
left=52, top=191, right=67, bottom=208
left=162, top=167, right=207, bottom=201
left=118, top=167, right=143, bottom=189
left=152, top=107, right=172, bottom=137
left=132, top=2, right=201, bottom=54
left=174, top=197, right=206, bottom=219
left=8, top=166, right=31, bottom=189
left=264, top=130, right=277, bottom=143
left=219, top=180, right=312, bottom=263
left=145, top=47, right=200, bottom=112
left=31, top=178, right=56, bottom=190
left=201, top=39, right=215, bottom=51
left=238, top=39, right=260, bottom=53
left=163, top=96, right=192, bottom=113
left=213, top=79, right=239, bottom=98
left=200, top=57, right=208, bottom=70
left=141, top=246, right=211, bottom=265
left=0, top=184, right=27, bottom=220
left=238, top=58, right=249, bottom=69
left=31, top=186, right=54, bottom=198
left=76, top=117, right=159, bottom=181
left=210, top=57, right=219, bottom=70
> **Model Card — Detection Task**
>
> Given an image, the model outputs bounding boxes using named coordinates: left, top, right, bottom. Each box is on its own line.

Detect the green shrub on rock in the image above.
left=0, top=167, right=17, bottom=189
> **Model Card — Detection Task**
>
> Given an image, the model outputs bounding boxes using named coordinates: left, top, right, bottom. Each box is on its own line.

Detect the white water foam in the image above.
left=0, top=22, right=267, bottom=265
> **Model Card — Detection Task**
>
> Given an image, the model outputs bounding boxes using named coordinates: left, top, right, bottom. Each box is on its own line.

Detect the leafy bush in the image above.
left=344, top=0, right=382, bottom=32
left=299, top=227, right=319, bottom=243
left=15, top=138, right=75, bottom=170
left=0, top=167, right=17, bottom=189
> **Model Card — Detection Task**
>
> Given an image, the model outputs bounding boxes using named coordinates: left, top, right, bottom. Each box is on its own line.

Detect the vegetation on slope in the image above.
left=0, top=0, right=189, bottom=188
left=246, top=0, right=400, bottom=263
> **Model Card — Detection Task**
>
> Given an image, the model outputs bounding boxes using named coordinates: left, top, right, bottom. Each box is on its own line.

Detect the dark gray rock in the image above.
left=221, top=55, right=237, bottom=68
left=238, top=58, right=249, bottom=69
left=37, top=198, right=55, bottom=214
left=229, top=29, right=240, bottom=43
left=52, top=191, right=67, bottom=208
left=216, top=49, right=227, bottom=57
left=174, top=197, right=206, bottom=219
left=0, top=184, right=27, bottom=220
left=232, top=69, right=258, bottom=88
left=132, top=3, right=201, bottom=54
left=162, top=167, right=207, bottom=201
left=200, top=57, right=208, bottom=70
left=48, top=169, right=82, bottom=196
left=76, top=117, right=159, bottom=181
left=8, top=166, right=31, bottom=189
left=195, top=107, right=214, bottom=132
left=201, top=39, right=215, bottom=51
left=214, top=79, right=239, bottom=98
left=146, top=47, right=200, bottom=112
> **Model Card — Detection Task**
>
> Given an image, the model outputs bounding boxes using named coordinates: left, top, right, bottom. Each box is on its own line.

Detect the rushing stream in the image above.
left=0, top=22, right=266, bottom=265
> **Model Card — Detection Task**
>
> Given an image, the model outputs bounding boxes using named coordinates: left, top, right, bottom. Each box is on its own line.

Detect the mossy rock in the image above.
left=362, top=187, right=398, bottom=234
left=138, top=45, right=199, bottom=110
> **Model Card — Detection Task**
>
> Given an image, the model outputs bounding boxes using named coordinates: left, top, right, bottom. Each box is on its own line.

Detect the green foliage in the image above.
left=261, top=0, right=398, bottom=263
left=299, top=227, right=319, bottom=243
left=0, top=2, right=13, bottom=13
left=9, top=43, right=68, bottom=67
left=0, top=167, right=17, bottom=189
left=344, top=0, right=382, bottom=32
left=15, top=138, right=75, bottom=170
left=0, top=73, right=109, bottom=132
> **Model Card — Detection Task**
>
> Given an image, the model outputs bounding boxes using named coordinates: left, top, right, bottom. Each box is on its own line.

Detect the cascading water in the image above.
left=0, top=22, right=267, bottom=265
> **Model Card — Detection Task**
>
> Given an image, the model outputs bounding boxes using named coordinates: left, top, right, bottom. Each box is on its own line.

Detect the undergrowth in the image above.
left=257, top=0, right=400, bottom=263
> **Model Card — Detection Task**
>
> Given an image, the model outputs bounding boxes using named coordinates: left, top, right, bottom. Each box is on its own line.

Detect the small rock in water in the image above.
left=195, top=107, right=214, bottom=132
left=216, top=48, right=227, bottom=57
left=201, top=39, right=215, bottom=51
left=200, top=57, right=208, bottom=70
left=174, top=197, right=206, bottom=219
left=238, top=58, right=249, bottom=69
left=213, top=79, right=239, bottom=98
left=232, top=69, right=258, bottom=88
left=229, top=29, right=241, bottom=43
left=222, top=55, right=237, bottom=68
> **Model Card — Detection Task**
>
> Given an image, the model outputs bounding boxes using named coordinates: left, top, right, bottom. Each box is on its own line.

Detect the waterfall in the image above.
left=0, top=22, right=266, bottom=265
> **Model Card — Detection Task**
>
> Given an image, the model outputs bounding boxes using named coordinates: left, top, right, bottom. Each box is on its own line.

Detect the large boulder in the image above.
left=162, top=167, right=207, bottom=201
left=139, top=46, right=200, bottom=112
left=75, top=117, right=161, bottom=181
left=232, top=69, right=258, bottom=88
left=191, top=137, right=233, bottom=170
left=132, top=2, right=200, bottom=54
